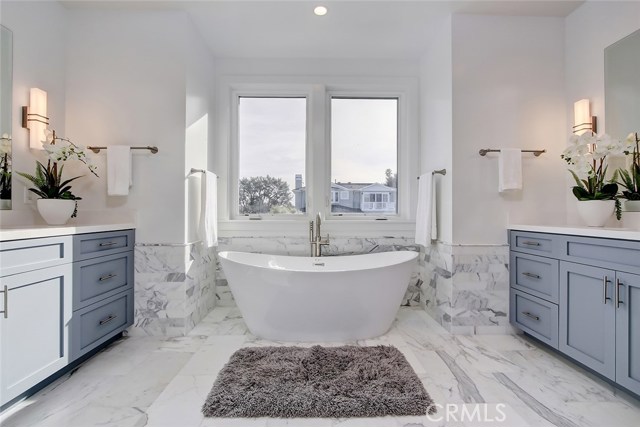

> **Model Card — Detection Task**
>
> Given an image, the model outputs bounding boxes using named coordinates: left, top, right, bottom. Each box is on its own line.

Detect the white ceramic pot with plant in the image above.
left=575, top=200, right=616, bottom=227
left=562, top=133, right=622, bottom=227
left=17, top=130, right=98, bottom=226
left=36, top=198, right=76, bottom=225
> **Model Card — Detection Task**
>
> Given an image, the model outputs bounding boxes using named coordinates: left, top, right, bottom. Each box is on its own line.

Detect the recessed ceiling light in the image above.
left=314, top=6, right=328, bottom=16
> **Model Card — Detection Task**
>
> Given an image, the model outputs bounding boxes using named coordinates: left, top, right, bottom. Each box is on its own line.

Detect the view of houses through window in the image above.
left=238, top=96, right=398, bottom=216
left=237, top=97, right=306, bottom=215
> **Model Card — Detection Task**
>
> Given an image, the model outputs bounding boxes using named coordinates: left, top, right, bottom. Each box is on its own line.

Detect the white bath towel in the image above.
left=499, top=148, right=522, bottom=192
left=415, top=173, right=437, bottom=246
left=200, top=171, right=218, bottom=248
left=107, top=146, right=132, bottom=196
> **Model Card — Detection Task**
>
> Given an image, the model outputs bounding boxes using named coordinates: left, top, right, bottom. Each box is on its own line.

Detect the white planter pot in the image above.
left=36, top=199, right=75, bottom=225
left=623, top=200, right=640, bottom=212
left=576, top=200, right=615, bottom=227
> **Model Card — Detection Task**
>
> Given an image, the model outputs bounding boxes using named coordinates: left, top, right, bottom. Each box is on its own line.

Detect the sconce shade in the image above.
left=573, top=98, right=597, bottom=135
left=22, top=88, right=49, bottom=149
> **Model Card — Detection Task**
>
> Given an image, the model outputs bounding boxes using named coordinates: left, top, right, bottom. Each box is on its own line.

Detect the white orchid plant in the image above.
left=613, top=132, right=640, bottom=201
left=561, top=132, right=622, bottom=219
left=17, top=130, right=98, bottom=218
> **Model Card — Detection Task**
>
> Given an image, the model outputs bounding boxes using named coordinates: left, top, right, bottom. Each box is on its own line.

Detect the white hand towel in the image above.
left=107, top=146, right=132, bottom=196
left=200, top=171, right=218, bottom=248
left=499, top=148, right=522, bottom=192
left=415, top=173, right=437, bottom=246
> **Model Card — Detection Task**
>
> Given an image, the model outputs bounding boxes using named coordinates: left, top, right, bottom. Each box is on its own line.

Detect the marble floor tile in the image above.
left=2, top=307, right=639, bottom=427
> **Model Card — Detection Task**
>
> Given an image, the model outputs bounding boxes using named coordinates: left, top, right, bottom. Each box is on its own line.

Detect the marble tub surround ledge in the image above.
left=133, top=242, right=216, bottom=337
left=421, top=242, right=511, bottom=335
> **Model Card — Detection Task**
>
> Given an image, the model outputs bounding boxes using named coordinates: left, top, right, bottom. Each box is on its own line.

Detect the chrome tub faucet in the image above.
left=309, top=212, right=330, bottom=257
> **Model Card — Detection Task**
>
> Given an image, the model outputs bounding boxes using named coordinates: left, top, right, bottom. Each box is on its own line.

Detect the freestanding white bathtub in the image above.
left=218, top=250, right=418, bottom=342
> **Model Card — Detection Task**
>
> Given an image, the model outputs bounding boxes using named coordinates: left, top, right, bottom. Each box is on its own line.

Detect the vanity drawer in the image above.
left=73, top=252, right=133, bottom=309
left=510, top=252, right=559, bottom=303
left=510, top=289, right=558, bottom=348
left=0, top=235, right=72, bottom=277
left=510, top=231, right=560, bottom=257
left=561, top=235, right=640, bottom=275
left=73, top=230, right=134, bottom=261
left=70, top=290, right=133, bottom=361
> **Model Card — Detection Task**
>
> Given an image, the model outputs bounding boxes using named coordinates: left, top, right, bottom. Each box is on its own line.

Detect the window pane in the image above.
left=238, top=97, right=306, bottom=215
left=331, top=98, right=398, bottom=214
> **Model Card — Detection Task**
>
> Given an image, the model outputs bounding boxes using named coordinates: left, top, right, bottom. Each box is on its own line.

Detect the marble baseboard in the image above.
left=420, top=242, right=511, bottom=335
left=215, top=236, right=422, bottom=308
left=131, top=243, right=217, bottom=337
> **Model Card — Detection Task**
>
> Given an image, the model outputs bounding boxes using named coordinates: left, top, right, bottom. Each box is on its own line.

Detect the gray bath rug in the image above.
left=201, top=345, right=436, bottom=418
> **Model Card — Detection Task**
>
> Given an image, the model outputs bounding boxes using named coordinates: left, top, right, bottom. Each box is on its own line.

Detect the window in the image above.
left=222, top=77, right=417, bottom=227
left=237, top=97, right=306, bottom=216
left=330, top=98, right=398, bottom=215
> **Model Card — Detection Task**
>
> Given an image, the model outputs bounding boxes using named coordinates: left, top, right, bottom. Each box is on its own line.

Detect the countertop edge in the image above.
left=0, top=223, right=136, bottom=242
left=508, top=224, right=640, bottom=240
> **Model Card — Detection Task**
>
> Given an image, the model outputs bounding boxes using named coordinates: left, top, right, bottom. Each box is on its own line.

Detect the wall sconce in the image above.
left=22, top=88, right=49, bottom=149
left=573, top=98, right=597, bottom=135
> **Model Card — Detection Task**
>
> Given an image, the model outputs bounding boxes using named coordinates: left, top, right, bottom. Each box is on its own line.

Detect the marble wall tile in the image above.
left=420, top=243, right=511, bottom=335
left=131, top=243, right=217, bottom=337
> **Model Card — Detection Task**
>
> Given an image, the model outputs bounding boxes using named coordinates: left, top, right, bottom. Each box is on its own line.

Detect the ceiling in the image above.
left=60, top=0, right=584, bottom=59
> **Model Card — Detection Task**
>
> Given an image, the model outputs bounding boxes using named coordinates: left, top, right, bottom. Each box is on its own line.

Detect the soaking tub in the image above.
left=218, top=250, right=418, bottom=342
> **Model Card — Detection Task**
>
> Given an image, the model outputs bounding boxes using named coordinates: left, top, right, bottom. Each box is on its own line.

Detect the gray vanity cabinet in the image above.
left=615, top=272, right=640, bottom=395
left=70, top=230, right=135, bottom=361
left=510, top=230, right=640, bottom=397
left=559, top=262, right=616, bottom=380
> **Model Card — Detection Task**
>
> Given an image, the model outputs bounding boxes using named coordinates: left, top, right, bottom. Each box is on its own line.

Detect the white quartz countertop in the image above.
left=509, top=224, right=640, bottom=241
left=0, top=223, right=136, bottom=242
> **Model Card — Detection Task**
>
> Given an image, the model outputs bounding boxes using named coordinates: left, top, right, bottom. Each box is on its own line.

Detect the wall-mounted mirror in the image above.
left=0, top=25, right=12, bottom=210
left=605, top=28, right=640, bottom=140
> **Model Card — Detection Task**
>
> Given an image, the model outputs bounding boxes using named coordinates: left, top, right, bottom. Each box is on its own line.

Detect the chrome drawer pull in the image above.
left=616, top=279, right=624, bottom=308
left=522, top=311, right=540, bottom=321
left=0, top=285, right=7, bottom=319
left=99, top=314, right=118, bottom=326
left=603, top=276, right=611, bottom=304
left=99, top=241, right=118, bottom=247
left=99, top=273, right=117, bottom=282
left=522, top=272, right=541, bottom=279
left=521, top=241, right=541, bottom=246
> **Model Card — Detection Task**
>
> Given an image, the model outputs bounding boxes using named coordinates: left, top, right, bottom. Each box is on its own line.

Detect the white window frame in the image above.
left=215, top=76, right=419, bottom=236
left=229, top=87, right=314, bottom=220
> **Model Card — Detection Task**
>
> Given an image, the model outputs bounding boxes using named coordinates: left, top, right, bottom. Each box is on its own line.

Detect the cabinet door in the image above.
left=615, top=272, right=640, bottom=395
left=559, top=262, right=616, bottom=379
left=0, top=264, right=73, bottom=406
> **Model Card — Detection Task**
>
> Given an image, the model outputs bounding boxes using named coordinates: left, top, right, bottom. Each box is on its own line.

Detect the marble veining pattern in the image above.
left=2, top=307, right=639, bottom=427
left=420, top=243, right=511, bottom=334
left=132, top=243, right=217, bottom=336
left=215, top=236, right=422, bottom=308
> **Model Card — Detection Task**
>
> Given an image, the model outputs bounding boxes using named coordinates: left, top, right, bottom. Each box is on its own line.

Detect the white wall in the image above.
left=0, top=0, right=67, bottom=222
left=185, top=22, right=215, bottom=243
left=419, top=16, right=453, bottom=244
left=64, top=10, right=190, bottom=243
left=451, top=14, right=567, bottom=245
left=564, top=1, right=640, bottom=224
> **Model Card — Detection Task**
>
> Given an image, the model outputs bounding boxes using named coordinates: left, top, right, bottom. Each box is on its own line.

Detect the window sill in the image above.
left=218, top=219, right=416, bottom=238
